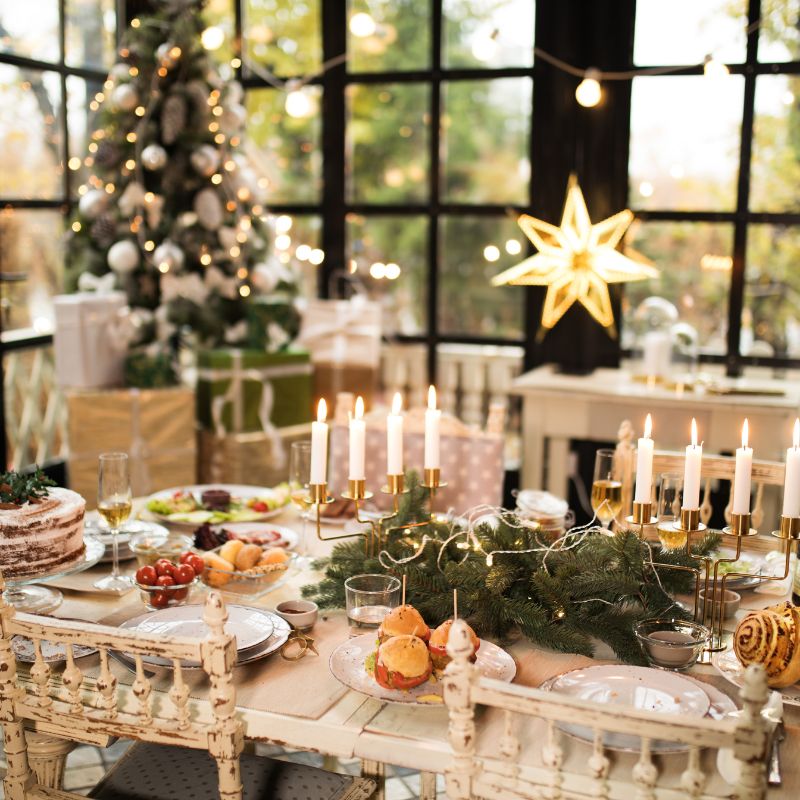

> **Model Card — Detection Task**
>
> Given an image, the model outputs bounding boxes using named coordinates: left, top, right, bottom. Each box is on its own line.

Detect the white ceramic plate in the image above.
left=119, top=604, right=274, bottom=667
left=145, top=484, right=289, bottom=527
left=12, top=636, right=97, bottom=664
left=712, top=648, right=800, bottom=708
left=540, top=671, right=735, bottom=753
left=329, top=633, right=516, bottom=705
left=211, top=522, right=299, bottom=551
left=85, top=519, right=170, bottom=562
left=549, top=664, right=711, bottom=718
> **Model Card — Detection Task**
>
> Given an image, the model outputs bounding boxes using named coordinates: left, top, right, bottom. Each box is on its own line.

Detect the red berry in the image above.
left=173, top=564, right=195, bottom=585
left=156, top=574, right=176, bottom=587
left=135, top=565, right=158, bottom=586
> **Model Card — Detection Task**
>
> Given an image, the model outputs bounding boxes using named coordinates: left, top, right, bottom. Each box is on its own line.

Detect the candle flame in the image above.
left=742, top=418, right=749, bottom=449
left=794, top=418, right=799, bottom=449
left=691, top=418, right=697, bottom=447
left=355, top=396, right=364, bottom=420
left=428, top=385, right=437, bottom=410
left=317, top=398, right=327, bottom=423
left=392, top=392, right=402, bottom=415
left=644, top=413, right=652, bottom=439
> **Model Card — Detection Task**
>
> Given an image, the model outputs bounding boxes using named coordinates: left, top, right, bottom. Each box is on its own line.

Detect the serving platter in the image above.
left=712, top=648, right=800, bottom=708
left=329, top=633, right=516, bottom=705
left=211, top=521, right=299, bottom=551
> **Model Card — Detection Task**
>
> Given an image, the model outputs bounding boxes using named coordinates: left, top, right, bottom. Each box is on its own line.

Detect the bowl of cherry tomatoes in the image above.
left=134, top=551, right=205, bottom=610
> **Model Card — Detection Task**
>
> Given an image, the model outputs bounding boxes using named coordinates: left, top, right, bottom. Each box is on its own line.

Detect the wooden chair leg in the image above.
left=360, top=759, right=385, bottom=800
left=25, top=731, right=76, bottom=789
left=3, top=721, right=34, bottom=800
left=419, top=771, right=438, bottom=800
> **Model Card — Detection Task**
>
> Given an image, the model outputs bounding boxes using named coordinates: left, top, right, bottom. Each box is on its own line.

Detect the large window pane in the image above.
left=744, top=225, right=800, bottom=358
left=66, top=76, right=103, bottom=193
left=444, top=0, right=534, bottom=68
left=247, top=87, right=321, bottom=203
left=244, top=0, right=321, bottom=78
left=65, top=0, right=116, bottom=69
left=346, top=214, right=428, bottom=336
left=629, top=76, right=743, bottom=211
left=750, top=74, right=800, bottom=212
left=0, top=210, right=63, bottom=334
left=442, top=78, right=531, bottom=204
left=758, top=0, right=800, bottom=62
left=623, top=221, right=733, bottom=353
left=0, top=66, right=63, bottom=200
left=347, top=83, right=430, bottom=203
left=634, top=0, right=746, bottom=66
left=348, top=0, right=430, bottom=73
left=439, top=216, right=524, bottom=339
left=0, top=2, right=59, bottom=63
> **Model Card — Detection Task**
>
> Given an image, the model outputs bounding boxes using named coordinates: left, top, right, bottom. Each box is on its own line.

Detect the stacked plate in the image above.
left=540, top=664, right=737, bottom=753
left=84, top=519, right=170, bottom=563
left=112, top=604, right=290, bottom=670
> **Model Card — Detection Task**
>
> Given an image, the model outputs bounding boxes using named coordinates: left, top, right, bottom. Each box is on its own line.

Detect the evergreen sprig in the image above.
left=0, top=468, right=56, bottom=505
left=303, top=472, right=720, bottom=664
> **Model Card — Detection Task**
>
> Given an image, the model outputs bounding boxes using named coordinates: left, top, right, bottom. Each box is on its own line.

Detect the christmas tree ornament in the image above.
left=118, top=182, right=146, bottom=217
left=194, top=187, right=224, bottom=231
left=218, top=226, right=238, bottom=251
left=77, top=271, right=117, bottom=293
left=190, top=144, right=220, bottom=177
left=78, top=189, right=108, bottom=219
left=107, top=240, right=140, bottom=274
left=153, top=240, right=185, bottom=273
left=205, top=265, right=238, bottom=299
left=110, top=82, right=139, bottom=112
left=252, top=261, right=279, bottom=293
left=145, top=194, right=165, bottom=228
left=160, top=272, right=208, bottom=304
left=177, top=211, right=198, bottom=228
left=110, top=63, right=131, bottom=80
left=161, top=93, right=187, bottom=144
left=94, top=141, right=119, bottom=168
left=90, top=214, right=117, bottom=247
left=185, top=80, right=211, bottom=115
left=141, top=143, right=168, bottom=170
left=491, top=175, right=658, bottom=333
left=219, top=103, right=246, bottom=136
left=156, top=42, right=180, bottom=67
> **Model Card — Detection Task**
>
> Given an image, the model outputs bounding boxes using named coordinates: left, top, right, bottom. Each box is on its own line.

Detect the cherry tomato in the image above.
left=251, top=501, right=268, bottom=513
left=171, top=587, right=189, bottom=601
left=135, top=565, right=158, bottom=586
left=187, top=554, right=205, bottom=575
left=154, top=559, right=175, bottom=578
left=173, top=564, right=195, bottom=585
left=150, top=591, right=169, bottom=609
left=156, top=574, right=176, bottom=588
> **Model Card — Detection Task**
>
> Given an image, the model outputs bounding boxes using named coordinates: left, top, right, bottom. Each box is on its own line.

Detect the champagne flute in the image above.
left=94, top=452, right=133, bottom=593
left=289, top=441, right=313, bottom=565
left=591, top=448, right=623, bottom=532
left=656, top=472, right=687, bottom=550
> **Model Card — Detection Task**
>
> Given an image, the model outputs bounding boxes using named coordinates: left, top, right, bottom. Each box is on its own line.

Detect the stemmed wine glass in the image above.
left=94, top=452, right=133, bottom=593
left=289, top=441, right=313, bottom=565
left=591, top=448, right=623, bottom=533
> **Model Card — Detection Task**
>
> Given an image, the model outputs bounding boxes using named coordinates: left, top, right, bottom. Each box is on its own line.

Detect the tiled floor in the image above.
left=0, top=740, right=447, bottom=798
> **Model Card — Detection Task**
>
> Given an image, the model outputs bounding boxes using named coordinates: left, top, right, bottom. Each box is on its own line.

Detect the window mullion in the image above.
left=427, top=0, right=442, bottom=383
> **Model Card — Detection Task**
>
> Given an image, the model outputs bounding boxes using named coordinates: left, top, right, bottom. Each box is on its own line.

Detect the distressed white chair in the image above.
left=442, top=620, right=773, bottom=800
left=0, top=587, right=375, bottom=800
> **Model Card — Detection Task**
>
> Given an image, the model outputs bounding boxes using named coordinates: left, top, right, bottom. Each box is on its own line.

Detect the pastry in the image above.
left=377, top=604, right=430, bottom=644
left=258, top=547, right=290, bottom=566
left=201, top=488, right=231, bottom=510
left=202, top=552, right=234, bottom=587
left=218, top=538, right=243, bottom=564
left=234, top=543, right=262, bottom=571
left=733, top=603, right=800, bottom=688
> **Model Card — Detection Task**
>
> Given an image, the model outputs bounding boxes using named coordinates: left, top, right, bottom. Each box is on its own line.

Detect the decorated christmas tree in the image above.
left=66, top=0, right=300, bottom=375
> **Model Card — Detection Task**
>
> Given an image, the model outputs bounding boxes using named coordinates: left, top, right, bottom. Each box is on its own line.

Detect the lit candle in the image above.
left=387, top=392, right=403, bottom=476
left=310, top=398, right=328, bottom=485
left=349, top=396, right=366, bottom=481
left=634, top=413, right=654, bottom=504
left=783, top=419, right=800, bottom=518
left=682, top=418, right=703, bottom=510
left=424, top=385, right=441, bottom=470
left=732, top=419, right=753, bottom=515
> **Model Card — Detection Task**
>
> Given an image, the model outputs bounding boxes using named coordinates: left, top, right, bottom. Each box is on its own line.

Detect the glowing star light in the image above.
left=491, top=176, right=658, bottom=333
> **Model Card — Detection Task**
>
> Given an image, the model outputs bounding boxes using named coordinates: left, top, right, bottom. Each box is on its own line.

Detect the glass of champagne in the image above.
left=656, top=473, right=688, bottom=551
left=289, top=441, right=313, bottom=564
left=94, top=452, right=133, bottom=593
left=591, top=449, right=623, bottom=532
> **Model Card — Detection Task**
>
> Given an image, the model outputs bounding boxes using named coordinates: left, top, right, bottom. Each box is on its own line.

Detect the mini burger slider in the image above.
left=377, top=604, right=430, bottom=644
left=375, top=635, right=432, bottom=691
left=428, top=619, right=480, bottom=670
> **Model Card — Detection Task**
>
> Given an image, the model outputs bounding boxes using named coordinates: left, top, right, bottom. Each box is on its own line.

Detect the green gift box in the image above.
left=196, top=348, right=313, bottom=434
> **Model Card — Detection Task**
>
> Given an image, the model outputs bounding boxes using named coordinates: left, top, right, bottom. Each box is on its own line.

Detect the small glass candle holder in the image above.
left=344, top=574, right=401, bottom=635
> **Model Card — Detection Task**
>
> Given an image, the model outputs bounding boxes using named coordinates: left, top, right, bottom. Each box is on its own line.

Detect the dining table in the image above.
left=26, top=503, right=800, bottom=799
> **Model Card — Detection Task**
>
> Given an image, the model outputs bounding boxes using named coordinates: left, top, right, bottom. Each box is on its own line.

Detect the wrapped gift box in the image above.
left=328, top=406, right=504, bottom=514
left=53, top=291, right=128, bottom=389
left=298, top=297, right=382, bottom=410
left=66, top=387, right=196, bottom=503
left=197, top=423, right=312, bottom=486
left=196, top=348, right=312, bottom=435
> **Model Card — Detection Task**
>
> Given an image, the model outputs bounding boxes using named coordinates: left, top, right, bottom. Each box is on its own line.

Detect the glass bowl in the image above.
left=136, top=577, right=198, bottom=611
left=130, top=532, right=193, bottom=567
left=200, top=549, right=295, bottom=599
left=634, top=618, right=711, bottom=671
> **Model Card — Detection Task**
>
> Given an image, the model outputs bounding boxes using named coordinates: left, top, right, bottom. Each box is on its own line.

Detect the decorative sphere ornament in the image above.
left=78, top=189, right=107, bottom=219
left=218, top=226, right=238, bottom=251
left=219, top=104, right=246, bottom=135
left=141, top=143, right=168, bottom=171
left=153, top=240, right=184, bottom=273
left=110, top=63, right=130, bottom=80
left=190, top=144, right=220, bottom=177
left=252, top=261, right=279, bottom=293
left=156, top=42, right=179, bottom=67
left=110, top=83, right=138, bottom=112
left=107, top=240, right=140, bottom=274
left=193, top=188, right=224, bottom=231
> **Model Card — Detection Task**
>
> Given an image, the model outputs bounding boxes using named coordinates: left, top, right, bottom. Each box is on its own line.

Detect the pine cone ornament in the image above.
left=161, top=93, right=187, bottom=145
left=90, top=213, right=117, bottom=247
left=94, top=140, right=119, bottom=168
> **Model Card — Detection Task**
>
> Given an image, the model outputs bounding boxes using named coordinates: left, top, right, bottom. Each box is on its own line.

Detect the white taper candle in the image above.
left=349, top=396, right=366, bottom=481
left=634, top=413, right=654, bottom=504
left=732, top=419, right=753, bottom=515
left=424, top=385, right=441, bottom=470
left=682, top=418, right=702, bottom=510
left=387, top=392, right=404, bottom=475
left=310, top=398, right=328, bottom=485
left=783, top=419, right=800, bottom=518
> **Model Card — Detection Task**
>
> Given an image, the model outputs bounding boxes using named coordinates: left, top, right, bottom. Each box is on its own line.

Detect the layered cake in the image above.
left=0, top=472, right=86, bottom=580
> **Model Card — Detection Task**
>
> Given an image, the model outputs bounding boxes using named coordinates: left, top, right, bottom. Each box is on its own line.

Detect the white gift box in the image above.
left=53, top=291, right=128, bottom=389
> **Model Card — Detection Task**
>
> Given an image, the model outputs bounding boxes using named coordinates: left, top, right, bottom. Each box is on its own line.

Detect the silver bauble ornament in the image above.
left=219, top=104, right=246, bottom=136
left=118, top=182, right=145, bottom=217
left=78, top=189, right=107, bottom=219
left=110, top=63, right=130, bottom=80
left=190, top=144, right=220, bottom=177
left=110, top=83, right=138, bottom=112
left=193, top=188, right=224, bottom=231
left=107, top=240, right=140, bottom=274
left=141, top=143, right=168, bottom=171
left=156, top=42, right=179, bottom=67
left=153, top=240, right=185, bottom=273
left=252, top=262, right=279, bottom=293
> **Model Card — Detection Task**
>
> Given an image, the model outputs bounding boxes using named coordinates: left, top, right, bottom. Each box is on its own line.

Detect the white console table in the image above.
left=512, top=365, right=800, bottom=502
